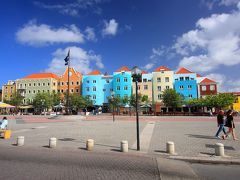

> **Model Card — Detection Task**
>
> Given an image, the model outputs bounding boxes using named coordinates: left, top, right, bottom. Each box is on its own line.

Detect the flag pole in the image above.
left=67, top=50, right=70, bottom=115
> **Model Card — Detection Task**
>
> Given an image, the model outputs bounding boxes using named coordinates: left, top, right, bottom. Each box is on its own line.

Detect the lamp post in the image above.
left=111, top=92, right=115, bottom=122
left=40, top=99, right=45, bottom=115
left=131, top=66, right=142, bottom=151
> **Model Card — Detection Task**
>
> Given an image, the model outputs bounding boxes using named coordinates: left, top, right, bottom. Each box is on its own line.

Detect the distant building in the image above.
left=2, top=80, right=16, bottom=102
left=233, top=92, right=240, bottom=112
left=152, top=66, right=174, bottom=102
left=198, top=78, right=217, bottom=98
left=16, top=73, right=59, bottom=104
left=0, top=89, right=2, bottom=102
left=58, top=67, right=82, bottom=95
left=113, top=66, right=132, bottom=99
left=132, top=71, right=153, bottom=103
left=174, top=68, right=198, bottom=99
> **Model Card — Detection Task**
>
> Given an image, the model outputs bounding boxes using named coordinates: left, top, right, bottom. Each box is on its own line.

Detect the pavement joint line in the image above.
left=132, top=121, right=155, bottom=152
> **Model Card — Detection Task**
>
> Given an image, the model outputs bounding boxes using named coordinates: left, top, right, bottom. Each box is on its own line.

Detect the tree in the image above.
left=4, top=93, right=23, bottom=107
left=69, top=94, right=88, bottom=112
left=141, top=95, right=149, bottom=104
left=51, top=92, right=61, bottom=106
left=129, top=94, right=142, bottom=108
left=205, top=93, right=235, bottom=109
left=162, top=89, right=183, bottom=110
left=108, top=95, right=121, bottom=112
left=32, top=93, right=53, bottom=112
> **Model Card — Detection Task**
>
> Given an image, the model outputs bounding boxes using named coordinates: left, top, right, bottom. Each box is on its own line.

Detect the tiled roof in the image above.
left=22, top=73, right=59, bottom=79
left=115, top=66, right=130, bottom=72
left=200, top=78, right=216, bottom=84
left=142, top=71, right=148, bottom=74
left=87, top=70, right=102, bottom=75
left=154, top=66, right=171, bottom=72
left=175, top=68, right=194, bottom=74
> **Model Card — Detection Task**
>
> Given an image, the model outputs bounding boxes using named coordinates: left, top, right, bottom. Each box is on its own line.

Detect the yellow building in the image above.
left=233, top=92, right=240, bottom=111
left=2, top=80, right=16, bottom=101
left=132, top=71, right=153, bottom=103
left=152, top=66, right=174, bottom=102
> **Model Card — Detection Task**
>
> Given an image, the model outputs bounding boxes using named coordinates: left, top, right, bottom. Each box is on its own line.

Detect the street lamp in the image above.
left=111, top=92, right=115, bottom=122
left=131, top=66, right=142, bottom=151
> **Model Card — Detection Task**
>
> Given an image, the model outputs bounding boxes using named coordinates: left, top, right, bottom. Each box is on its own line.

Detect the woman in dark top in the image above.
left=223, top=110, right=238, bottom=140
left=215, top=110, right=227, bottom=138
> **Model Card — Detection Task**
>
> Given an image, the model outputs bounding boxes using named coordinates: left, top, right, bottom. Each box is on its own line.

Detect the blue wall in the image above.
left=82, top=75, right=104, bottom=106
left=102, top=76, right=113, bottom=103
left=174, top=73, right=198, bottom=99
left=113, top=71, right=132, bottom=98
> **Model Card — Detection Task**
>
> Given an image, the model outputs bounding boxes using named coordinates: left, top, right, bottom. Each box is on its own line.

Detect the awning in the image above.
left=0, top=102, right=15, bottom=108
left=18, top=105, right=33, bottom=109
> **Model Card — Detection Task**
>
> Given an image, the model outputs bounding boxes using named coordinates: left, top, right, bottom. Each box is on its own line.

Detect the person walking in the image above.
left=222, top=110, right=238, bottom=140
left=0, top=117, right=8, bottom=130
left=215, top=110, right=227, bottom=139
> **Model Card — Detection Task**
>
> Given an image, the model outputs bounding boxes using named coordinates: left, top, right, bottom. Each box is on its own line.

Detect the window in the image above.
left=93, top=86, right=96, bottom=91
left=202, top=86, right=206, bottom=91
left=124, top=77, right=128, bottom=82
left=29, top=83, right=31, bottom=87
left=38, top=83, right=41, bottom=86
left=143, top=78, right=147, bottom=82
left=180, top=85, right=184, bottom=90
left=61, top=89, right=64, bottom=93
left=29, top=90, right=31, bottom=94
left=58, top=90, right=60, bottom=93
left=124, top=94, right=128, bottom=98
left=116, top=94, right=120, bottom=97
left=110, top=88, right=113, bottom=92
left=188, top=85, right=192, bottom=90
left=38, top=90, right=40, bottom=93
left=48, top=83, right=50, bottom=86
left=157, top=77, right=161, bottom=82
left=42, top=90, right=45, bottom=93
left=71, top=89, right=74, bottom=93
left=124, top=86, right=128, bottom=90
left=93, top=95, right=96, bottom=99
left=103, top=89, right=106, bottom=92
left=61, top=82, right=64, bottom=85
left=144, top=85, right=148, bottom=90
left=47, top=90, right=50, bottom=93
left=86, top=87, right=90, bottom=92
left=25, top=84, right=27, bottom=87
left=185, top=77, right=190, bottom=81
left=157, top=86, right=161, bottom=91
left=71, top=82, right=74, bottom=85
left=76, top=89, right=79, bottom=93
left=66, top=82, right=68, bottom=85
left=58, top=82, right=60, bottom=86
left=158, top=94, right=162, bottom=100
left=87, top=80, right=89, bottom=83
left=166, top=86, right=169, bottom=89
left=53, top=82, right=56, bottom=86
left=33, top=90, right=36, bottom=94
left=106, top=79, right=110, bottom=83
left=180, top=77, right=184, bottom=81
left=138, top=85, right=140, bottom=90
left=93, top=80, right=96, bottom=83
left=76, top=81, right=79, bottom=85
left=117, top=86, right=120, bottom=90
left=165, top=77, right=169, bottom=82
left=33, top=83, right=36, bottom=86
left=188, top=94, right=193, bottom=98
left=20, top=84, right=22, bottom=88
left=210, top=85, right=215, bottom=91
left=43, top=83, right=45, bottom=86
left=116, top=78, right=120, bottom=82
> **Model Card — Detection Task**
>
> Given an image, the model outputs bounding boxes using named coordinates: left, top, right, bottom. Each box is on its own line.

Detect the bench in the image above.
left=0, top=130, right=11, bottom=139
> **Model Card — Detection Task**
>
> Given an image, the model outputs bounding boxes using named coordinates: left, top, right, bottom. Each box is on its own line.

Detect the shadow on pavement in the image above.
left=205, top=144, right=235, bottom=150
left=186, top=134, right=217, bottom=140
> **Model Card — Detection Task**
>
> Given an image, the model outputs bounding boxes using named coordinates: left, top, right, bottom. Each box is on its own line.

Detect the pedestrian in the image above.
left=0, top=117, right=8, bottom=130
left=222, top=110, right=238, bottom=140
left=215, top=110, right=227, bottom=139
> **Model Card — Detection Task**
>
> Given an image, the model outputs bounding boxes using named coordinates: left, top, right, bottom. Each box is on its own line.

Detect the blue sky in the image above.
left=1, top=0, right=240, bottom=92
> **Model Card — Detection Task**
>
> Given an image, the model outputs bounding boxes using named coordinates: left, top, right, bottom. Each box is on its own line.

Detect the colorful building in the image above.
left=102, top=73, right=113, bottom=104
left=58, top=67, right=82, bottom=95
left=82, top=70, right=104, bottom=106
left=16, top=73, right=59, bottom=104
left=132, top=71, right=153, bottom=103
left=152, top=66, right=174, bottom=102
left=174, top=68, right=198, bottom=99
left=2, top=80, right=16, bottom=101
left=198, top=78, right=217, bottom=98
left=233, top=92, right=240, bottom=112
left=113, top=66, right=132, bottom=99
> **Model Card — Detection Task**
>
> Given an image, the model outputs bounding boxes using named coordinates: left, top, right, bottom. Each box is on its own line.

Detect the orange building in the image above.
left=58, top=67, right=82, bottom=95
left=2, top=80, right=16, bottom=101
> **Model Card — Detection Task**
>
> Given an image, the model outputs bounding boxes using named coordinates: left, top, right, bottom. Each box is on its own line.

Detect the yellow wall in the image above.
left=233, top=96, right=240, bottom=111
left=132, top=81, right=152, bottom=102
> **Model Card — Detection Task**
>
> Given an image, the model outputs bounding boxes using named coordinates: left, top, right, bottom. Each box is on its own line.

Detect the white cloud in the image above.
left=85, top=26, right=97, bottom=41
left=143, top=63, right=155, bottom=71
left=46, top=46, right=104, bottom=75
left=174, top=4, right=240, bottom=73
left=201, top=0, right=240, bottom=9
left=16, top=21, right=84, bottom=46
left=219, top=0, right=240, bottom=6
left=102, top=19, right=118, bottom=36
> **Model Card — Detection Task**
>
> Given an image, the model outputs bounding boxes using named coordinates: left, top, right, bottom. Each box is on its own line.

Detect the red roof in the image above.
left=197, top=74, right=202, bottom=77
left=142, top=71, right=148, bottom=74
left=175, top=68, right=194, bottom=74
left=87, top=70, right=102, bottom=75
left=22, top=73, right=59, bottom=80
left=115, top=66, right=130, bottom=72
left=154, top=66, right=171, bottom=72
left=200, top=78, right=216, bottom=84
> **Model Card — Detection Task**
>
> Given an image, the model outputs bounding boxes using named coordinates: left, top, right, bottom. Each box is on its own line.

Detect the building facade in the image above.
left=233, top=92, right=240, bottom=112
left=152, top=66, right=174, bottom=102
left=16, top=73, right=59, bottom=104
left=198, top=78, right=217, bottom=98
left=2, top=80, right=16, bottom=101
left=113, top=66, right=132, bottom=99
left=132, top=72, right=153, bottom=103
left=58, top=67, right=82, bottom=95
left=174, top=68, right=198, bottom=99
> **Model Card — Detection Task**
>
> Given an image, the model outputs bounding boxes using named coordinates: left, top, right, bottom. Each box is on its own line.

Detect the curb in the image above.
left=169, top=156, right=240, bottom=165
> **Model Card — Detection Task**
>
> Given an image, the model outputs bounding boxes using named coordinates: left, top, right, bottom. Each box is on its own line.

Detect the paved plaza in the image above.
left=1, top=114, right=240, bottom=158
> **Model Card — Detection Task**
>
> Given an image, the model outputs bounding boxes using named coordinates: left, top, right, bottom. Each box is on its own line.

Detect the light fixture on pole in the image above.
left=131, top=66, right=142, bottom=151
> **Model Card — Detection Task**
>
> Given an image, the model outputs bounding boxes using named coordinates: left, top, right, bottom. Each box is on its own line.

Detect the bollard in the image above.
left=215, top=143, right=224, bottom=156
left=86, top=139, right=94, bottom=151
left=17, top=136, right=24, bottom=146
left=166, top=141, right=175, bottom=154
left=121, top=140, right=128, bottom=152
left=49, top=137, right=57, bottom=148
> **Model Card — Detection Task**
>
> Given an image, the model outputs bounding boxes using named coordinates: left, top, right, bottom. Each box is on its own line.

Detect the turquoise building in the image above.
left=174, top=68, right=198, bottom=99
left=113, top=66, right=132, bottom=99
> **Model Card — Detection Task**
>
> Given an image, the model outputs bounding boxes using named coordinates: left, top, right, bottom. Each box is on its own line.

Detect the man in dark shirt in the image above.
left=215, top=110, right=227, bottom=139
